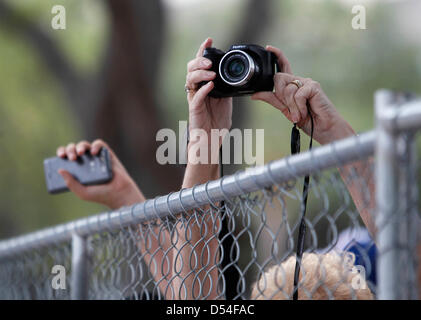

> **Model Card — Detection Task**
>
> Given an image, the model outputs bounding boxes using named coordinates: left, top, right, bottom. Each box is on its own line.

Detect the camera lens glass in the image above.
left=219, top=50, right=255, bottom=86
left=228, top=59, right=246, bottom=78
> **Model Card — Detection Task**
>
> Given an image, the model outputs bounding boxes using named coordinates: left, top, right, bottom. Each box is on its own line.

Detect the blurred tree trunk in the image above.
left=90, top=0, right=183, bottom=196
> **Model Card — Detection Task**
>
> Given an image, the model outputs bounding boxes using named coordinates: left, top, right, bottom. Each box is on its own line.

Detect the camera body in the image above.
left=203, top=44, right=279, bottom=98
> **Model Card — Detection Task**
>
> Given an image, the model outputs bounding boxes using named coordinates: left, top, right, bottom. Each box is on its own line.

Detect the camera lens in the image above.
left=228, top=59, right=246, bottom=78
left=219, top=50, right=256, bottom=87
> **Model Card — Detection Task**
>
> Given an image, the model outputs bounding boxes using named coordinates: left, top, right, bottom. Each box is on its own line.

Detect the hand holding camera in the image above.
left=185, top=38, right=233, bottom=151
left=252, top=45, right=355, bottom=145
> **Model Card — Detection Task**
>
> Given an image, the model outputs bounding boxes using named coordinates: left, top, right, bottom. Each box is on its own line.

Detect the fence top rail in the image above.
left=0, top=130, right=376, bottom=259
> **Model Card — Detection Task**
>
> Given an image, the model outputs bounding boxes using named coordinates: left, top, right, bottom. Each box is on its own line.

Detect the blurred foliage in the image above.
left=0, top=0, right=420, bottom=238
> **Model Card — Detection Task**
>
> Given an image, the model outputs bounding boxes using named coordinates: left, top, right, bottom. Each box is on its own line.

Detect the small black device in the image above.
left=202, top=44, right=279, bottom=98
left=43, top=148, right=113, bottom=194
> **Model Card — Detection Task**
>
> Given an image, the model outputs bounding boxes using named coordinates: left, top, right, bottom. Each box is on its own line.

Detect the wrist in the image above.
left=182, top=162, right=219, bottom=188
left=317, top=119, right=356, bottom=145
left=107, top=182, right=145, bottom=210
left=187, top=139, right=220, bottom=166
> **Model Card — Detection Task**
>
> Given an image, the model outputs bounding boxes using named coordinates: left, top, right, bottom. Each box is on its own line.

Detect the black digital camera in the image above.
left=202, top=44, right=279, bottom=98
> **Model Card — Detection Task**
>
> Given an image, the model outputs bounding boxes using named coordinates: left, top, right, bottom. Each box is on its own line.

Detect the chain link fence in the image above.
left=0, top=90, right=420, bottom=300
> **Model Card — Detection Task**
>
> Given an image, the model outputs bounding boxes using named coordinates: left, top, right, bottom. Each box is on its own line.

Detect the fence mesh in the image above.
left=0, top=157, right=389, bottom=300
left=0, top=241, right=71, bottom=299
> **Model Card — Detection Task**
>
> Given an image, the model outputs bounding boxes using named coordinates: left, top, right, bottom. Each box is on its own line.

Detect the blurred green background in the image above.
left=0, top=0, right=420, bottom=238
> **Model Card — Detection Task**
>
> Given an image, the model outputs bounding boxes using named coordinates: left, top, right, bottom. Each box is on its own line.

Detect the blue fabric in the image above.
left=319, top=227, right=377, bottom=286
left=346, top=237, right=377, bottom=285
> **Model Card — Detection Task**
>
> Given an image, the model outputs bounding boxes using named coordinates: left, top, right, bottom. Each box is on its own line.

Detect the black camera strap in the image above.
left=291, top=102, right=314, bottom=300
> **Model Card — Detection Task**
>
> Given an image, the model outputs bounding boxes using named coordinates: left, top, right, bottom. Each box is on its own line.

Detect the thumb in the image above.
left=58, top=169, right=88, bottom=199
left=252, top=92, right=283, bottom=109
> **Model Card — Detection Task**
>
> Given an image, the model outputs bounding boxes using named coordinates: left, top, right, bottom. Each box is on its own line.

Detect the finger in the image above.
left=266, top=45, right=292, bottom=74
left=251, top=92, right=285, bottom=112
left=187, top=57, right=212, bottom=72
left=190, top=81, right=214, bottom=112
left=186, top=70, right=216, bottom=89
left=294, top=82, right=318, bottom=124
left=273, top=73, right=297, bottom=106
left=294, top=90, right=309, bottom=126
left=76, top=141, right=91, bottom=156
left=283, top=83, right=301, bottom=123
left=91, top=139, right=109, bottom=155
left=58, top=170, right=88, bottom=200
left=90, top=139, right=122, bottom=170
left=196, top=37, right=213, bottom=58
left=65, top=143, right=77, bottom=161
left=56, top=146, right=66, bottom=158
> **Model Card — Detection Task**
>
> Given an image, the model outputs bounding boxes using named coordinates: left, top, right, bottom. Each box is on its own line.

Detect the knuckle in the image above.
left=312, top=80, right=321, bottom=88
left=93, top=139, right=104, bottom=145
left=187, top=60, right=194, bottom=71
left=77, top=141, right=87, bottom=148
left=186, top=73, right=193, bottom=83
left=287, top=84, right=296, bottom=93
left=295, top=90, right=305, bottom=98
left=66, top=143, right=75, bottom=150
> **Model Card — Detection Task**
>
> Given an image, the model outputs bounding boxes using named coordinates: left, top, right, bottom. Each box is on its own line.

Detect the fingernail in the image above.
left=203, top=60, right=211, bottom=67
left=76, top=147, right=83, bottom=154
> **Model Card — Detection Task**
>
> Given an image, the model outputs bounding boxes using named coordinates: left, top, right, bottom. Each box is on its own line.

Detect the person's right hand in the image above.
left=252, top=45, right=355, bottom=145
left=56, top=140, right=145, bottom=210
left=185, top=38, right=233, bottom=149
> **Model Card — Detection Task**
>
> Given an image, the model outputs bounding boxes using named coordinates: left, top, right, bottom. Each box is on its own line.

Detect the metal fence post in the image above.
left=399, top=131, right=419, bottom=299
left=375, top=90, right=400, bottom=299
left=71, top=234, right=89, bottom=300
left=375, top=90, right=418, bottom=299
